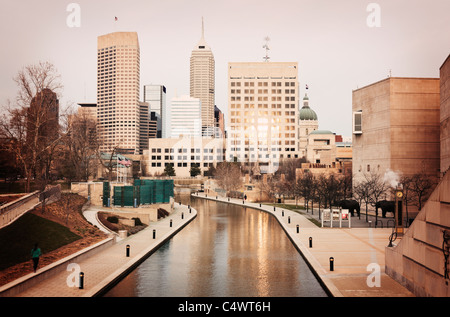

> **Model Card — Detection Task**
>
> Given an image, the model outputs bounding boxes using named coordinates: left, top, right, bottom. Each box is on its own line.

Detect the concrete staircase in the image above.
left=385, top=172, right=450, bottom=296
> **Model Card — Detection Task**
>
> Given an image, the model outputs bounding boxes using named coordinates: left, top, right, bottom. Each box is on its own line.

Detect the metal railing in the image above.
left=0, top=191, right=40, bottom=228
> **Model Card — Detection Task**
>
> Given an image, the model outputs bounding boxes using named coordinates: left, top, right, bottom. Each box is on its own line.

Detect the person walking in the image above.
left=31, top=243, right=42, bottom=273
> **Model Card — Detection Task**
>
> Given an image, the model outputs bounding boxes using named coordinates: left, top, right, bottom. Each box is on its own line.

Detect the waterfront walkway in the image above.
left=0, top=203, right=197, bottom=297
left=0, top=193, right=414, bottom=297
left=193, top=192, right=414, bottom=297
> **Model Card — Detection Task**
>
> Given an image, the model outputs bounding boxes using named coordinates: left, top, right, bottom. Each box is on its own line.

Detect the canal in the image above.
left=103, top=191, right=327, bottom=297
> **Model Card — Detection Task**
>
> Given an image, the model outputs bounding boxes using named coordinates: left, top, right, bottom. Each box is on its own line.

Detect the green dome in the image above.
left=299, top=105, right=318, bottom=121
left=299, top=93, right=318, bottom=121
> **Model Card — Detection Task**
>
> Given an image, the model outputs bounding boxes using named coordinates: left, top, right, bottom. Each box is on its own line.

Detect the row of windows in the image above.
left=151, top=155, right=223, bottom=161
left=230, top=89, right=296, bottom=94
left=231, top=82, right=296, bottom=87
left=151, top=148, right=222, bottom=154
left=232, top=148, right=297, bottom=152
left=229, top=137, right=297, bottom=145
left=230, top=103, right=296, bottom=109
left=229, top=153, right=298, bottom=160
left=151, top=162, right=215, bottom=168
left=230, top=96, right=296, bottom=102
left=230, top=111, right=296, bottom=117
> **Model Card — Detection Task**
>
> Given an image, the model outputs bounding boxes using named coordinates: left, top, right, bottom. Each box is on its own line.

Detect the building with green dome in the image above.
left=298, top=93, right=319, bottom=157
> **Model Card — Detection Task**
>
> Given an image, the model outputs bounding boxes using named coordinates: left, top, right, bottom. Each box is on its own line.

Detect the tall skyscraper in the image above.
left=143, top=84, right=166, bottom=138
left=27, top=88, right=60, bottom=146
left=138, top=101, right=150, bottom=155
left=97, top=32, right=141, bottom=155
left=190, top=18, right=215, bottom=136
left=228, top=62, right=300, bottom=174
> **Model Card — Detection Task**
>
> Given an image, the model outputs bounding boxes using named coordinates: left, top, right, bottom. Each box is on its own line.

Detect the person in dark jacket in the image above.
left=31, top=243, right=42, bottom=273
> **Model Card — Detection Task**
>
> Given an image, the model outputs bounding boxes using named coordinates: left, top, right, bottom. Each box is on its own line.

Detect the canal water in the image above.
left=103, top=191, right=327, bottom=297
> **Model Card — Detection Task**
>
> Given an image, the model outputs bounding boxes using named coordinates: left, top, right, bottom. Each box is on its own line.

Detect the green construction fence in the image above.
left=106, top=179, right=174, bottom=207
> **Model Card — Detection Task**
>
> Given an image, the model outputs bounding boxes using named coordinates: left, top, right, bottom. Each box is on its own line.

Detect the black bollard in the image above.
left=153, top=229, right=156, bottom=239
left=274, top=207, right=276, bottom=211
left=282, top=211, right=284, bottom=217
left=179, top=201, right=181, bottom=205
left=243, top=200, right=245, bottom=204
left=329, top=257, right=334, bottom=271
left=259, top=203, right=261, bottom=207
left=296, top=225, right=299, bottom=233
left=181, top=212, right=184, bottom=219
left=228, top=197, right=230, bottom=202
left=79, top=272, right=84, bottom=289
left=126, top=245, right=130, bottom=257
left=170, top=219, right=173, bottom=227
left=288, top=216, right=291, bottom=224
left=309, top=237, right=313, bottom=248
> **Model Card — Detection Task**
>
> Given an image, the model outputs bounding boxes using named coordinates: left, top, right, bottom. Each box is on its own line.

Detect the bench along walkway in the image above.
left=0, top=204, right=197, bottom=297
left=194, top=193, right=414, bottom=297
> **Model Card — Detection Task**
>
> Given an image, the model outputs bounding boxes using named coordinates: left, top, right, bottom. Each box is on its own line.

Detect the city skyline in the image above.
left=1, top=0, right=449, bottom=138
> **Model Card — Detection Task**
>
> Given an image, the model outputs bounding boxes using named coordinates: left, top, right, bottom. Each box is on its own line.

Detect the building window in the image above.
left=353, top=111, right=362, bottom=134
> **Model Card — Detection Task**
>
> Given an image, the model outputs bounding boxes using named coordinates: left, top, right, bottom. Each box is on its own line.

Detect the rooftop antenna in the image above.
left=201, top=16, right=205, bottom=40
left=263, top=36, right=270, bottom=62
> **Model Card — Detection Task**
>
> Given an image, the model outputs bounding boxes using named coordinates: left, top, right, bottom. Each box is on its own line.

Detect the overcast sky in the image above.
left=1, top=0, right=449, bottom=137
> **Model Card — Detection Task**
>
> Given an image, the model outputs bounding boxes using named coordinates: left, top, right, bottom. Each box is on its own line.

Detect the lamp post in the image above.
left=395, top=186, right=404, bottom=237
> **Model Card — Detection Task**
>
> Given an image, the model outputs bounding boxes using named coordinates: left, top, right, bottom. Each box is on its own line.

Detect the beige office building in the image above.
left=228, top=62, right=299, bottom=174
left=143, top=137, right=225, bottom=177
left=190, top=19, right=215, bottom=135
left=352, top=77, right=441, bottom=186
left=97, top=32, right=141, bottom=155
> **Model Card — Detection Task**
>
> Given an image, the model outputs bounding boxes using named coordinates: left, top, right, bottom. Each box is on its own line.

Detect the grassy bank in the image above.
left=0, top=212, right=81, bottom=271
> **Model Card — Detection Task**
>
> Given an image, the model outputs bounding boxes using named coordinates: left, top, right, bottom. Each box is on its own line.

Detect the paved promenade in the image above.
left=0, top=203, right=197, bottom=297
left=194, top=192, right=414, bottom=297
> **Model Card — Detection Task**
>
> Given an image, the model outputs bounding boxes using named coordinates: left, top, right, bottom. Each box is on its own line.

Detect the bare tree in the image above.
left=259, top=175, right=278, bottom=203
left=366, top=172, right=389, bottom=207
left=406, top=173, right=436, bottom=211
left=296, top=172, right=315, bottom=211
left=0, top=62, right=64, bottom=192
left=214, top=162, right=243, bottom=194
left=339, top=173, right=353, bottom=200
left=63, top=111, right=99, bottom=182
left=317, top=173, right=341, bottom=209
left=353, top=177, right=372, bottom=222
left=276, top=158, right=306, bottom=183
left=97, top=144, right=123, bottom=182
left=354, top=172, right=389, bottom=222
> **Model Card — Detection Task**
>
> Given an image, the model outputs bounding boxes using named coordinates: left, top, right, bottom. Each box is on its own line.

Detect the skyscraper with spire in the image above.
left=190, top=18, right=215, bottom=136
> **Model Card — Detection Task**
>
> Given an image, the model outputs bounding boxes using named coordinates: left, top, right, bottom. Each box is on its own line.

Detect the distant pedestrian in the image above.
left=244, top=195, right=247, bottom=201
left=31, top=243, right=42, bottom=273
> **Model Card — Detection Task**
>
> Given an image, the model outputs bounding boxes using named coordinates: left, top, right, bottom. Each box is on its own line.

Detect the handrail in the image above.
left=0, top=191, right=40, bottom=214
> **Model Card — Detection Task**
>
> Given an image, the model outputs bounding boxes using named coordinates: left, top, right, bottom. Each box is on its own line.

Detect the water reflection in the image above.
left=104, top=193, right=327, bottom=297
